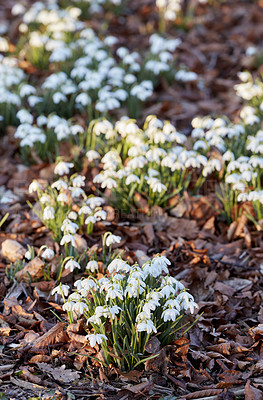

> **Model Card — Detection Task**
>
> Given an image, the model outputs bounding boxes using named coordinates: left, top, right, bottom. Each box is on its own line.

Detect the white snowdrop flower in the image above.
left=137, top=319, right=157, bottom=334
left=237, top=192, right=248, bottom=202
left=233, top=182, right=246, bottom=192
left=161, top=276, right=185, bottom=291
left=42, top=248, right=55, bottom=260
left=104, top=36, right=118, bottom=46
left=17, top=109, right=34, bottom=124
left=202, top=159, right=221, bottom=177
left=78, top=206, right=92, bottom=215
left=143, top=299, right=159, bottom=316
left=248, top=191, right=260, bottom=201
left=28, top=180, right=42, bottom=194
left=124, top=74, right=137, bottom=84
left=108, top=305, right=122, bottom=319
left=101, top=177, right=117, bottom=189
left=52, top=284, right=70, bottom=298
left=68, top=211, right=78, bottom=220
left=72, top=302, right=88, bottom=316
left=177, top=291, right=198, bottom=314
left=87, top=313, right=102, bottom=325
left=193, top=140, right=208, bottom=151
left=86, top=260, right=99, bottom=272
left=94, top=210, right=107, bottom=221
left=86, top=333, right=108, bottom=348
left=241, top=170, right=252, bottom=182
left=70, top=125, right=84, bottom=135
left=61, top=219, right=78, bottom=234
left=87, top=196, right=105, bottom=209
left=161, top=308, right=180, bottom=322
left=222, top=150, right=235, bottom=162
left=20, top=84, right=36, bottom=97
left=225, top=173, right=241, bottom=184
left=116, top=46, right=129, bottom=58
left=65, top=259, right=81, bottom=272
left=54, top=161, right=74, bottom=176
left=24, top=250, right=31, bottom=261
left=74, top=280, right=84, bottom=291
left=98, top=277, right=111, bottom=292
left=60, top=234, right=76, bottom=247
left=244, top=115, right=260, bottom=125
left=63, top=300, right=76, bottom=311
left=106, top=284, right=123, bottom=301
left=185, top=156, right=201, bottom=169
left=246, top=46, right=257, bottom=56
left=150, top=180, right=167, bottom=193
left=36, top=115, right=48, bottom=126
left=152, top=255, right=171, bottom=270
left=12, top=3, right=26, bottom=15
left=53, top=92, right=67, bottom=104
left=86, top=150, right=100, bottom=162
left=75, top=93, right=91, bottom=106
left=57, top=193, right=68, bottom=203
left=108, top=259, right=130, bottom=274
left=191, top=127, right=205, bottom=138
left=85, top=215, right=96, bottom=224
left=175, top=70, right=198, bottom=82
left=51, top=180, right=68, bottom=191
left=55, top=121, right=71, bottom=141
left=43, top=206, right=55, bottom=220
left=238, top=71, right=251, bottom=82
left=126, top=174, right=140, bottom=185
left=71, top=175, right=85, bottom=188
left=28, top=95, right=43, bottom=107
left=105, top=234, right=122, bottom=247
left=127, top=156, right=147, bottom=170
left=196, top=155, right=208, bottom=167
left=0, top=37, right=9, bottom=52
left=160, top=285, right=176, bottom=298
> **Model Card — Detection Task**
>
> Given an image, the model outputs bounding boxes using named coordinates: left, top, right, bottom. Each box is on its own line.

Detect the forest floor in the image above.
left=1, top=1, right=263, bottom=399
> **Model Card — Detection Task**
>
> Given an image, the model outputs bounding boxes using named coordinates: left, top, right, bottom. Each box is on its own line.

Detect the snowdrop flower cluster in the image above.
left=0, top=60, right=26, bottom=126
left=28, top=170, right=107, bottom=244
left=191, top=115, right=246, bottom=155
left=91, top=115, right=220, bottom=210
left=189, top=108, right=263, bottom=224
left=17, top=2, right=85, bottom=69
left=60, top=254, right=198, bottom=369
left=235, top=72, right=263, bottom=101
left=37, top=29, right=190, bottom=118
left=156, top=0, right=182, bottom=22
left=14, top=112, right=85, bottom=161
left=7, top=0, right=198, bottom=122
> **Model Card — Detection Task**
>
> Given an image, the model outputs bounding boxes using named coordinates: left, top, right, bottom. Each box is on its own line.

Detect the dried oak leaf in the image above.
left=1, top=239, right=26, bottom=262
left=206, top=342, right=231, bottom=356
left=15, top=257, right=44, bottom=283
left=32, top=322, right=68, bottom=349
left=144, top=336, right=161, bottom=354
left=217, top=370, right=243, bottom=388
left=168, top=218, right=199, bottom=240
left=180, top=389, right=223, bottom=399
left=244, top=380, right=263, bottom=400
left=38, top=363, right=80, bottom=383
left=29, top=355, right=53, bottom=364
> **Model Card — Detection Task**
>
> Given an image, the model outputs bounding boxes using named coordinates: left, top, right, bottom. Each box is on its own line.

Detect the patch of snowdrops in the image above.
left=189, top=84, right=263, bottom=226
left=55, top=254, right=198, bottom=370
left=0, top=58, right=27, bottom=129
left=90, top=115, right=221, bottom=210
left=28, top=162, right=106, bottom=249
left=14, top=111, right=85, bottom=162
left=0, top=0, right=198, bottom=128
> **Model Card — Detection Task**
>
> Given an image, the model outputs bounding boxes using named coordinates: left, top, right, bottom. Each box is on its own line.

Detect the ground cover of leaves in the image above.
left=1, top=0, right=263, bottom=399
